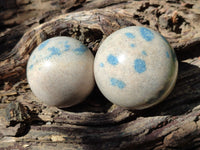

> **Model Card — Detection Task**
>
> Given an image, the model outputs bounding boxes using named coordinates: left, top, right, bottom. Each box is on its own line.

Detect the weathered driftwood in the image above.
left=0, top=0, right=200, bottom=150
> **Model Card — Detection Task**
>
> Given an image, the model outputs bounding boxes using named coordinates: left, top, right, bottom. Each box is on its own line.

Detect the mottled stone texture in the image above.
left=27, top=37, right=94, bottom=107
left=0, top=0, right=200, bottom=150
left=94, top=26, right=178, bottom=110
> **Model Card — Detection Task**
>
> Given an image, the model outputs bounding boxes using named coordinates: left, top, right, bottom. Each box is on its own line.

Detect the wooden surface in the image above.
left=0, top=0, right=200, bottom=149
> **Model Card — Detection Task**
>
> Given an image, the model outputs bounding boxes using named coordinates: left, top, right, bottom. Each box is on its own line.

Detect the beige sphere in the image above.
left=94, top=26, right=178, bottom=110
left=27, top=36, right=94, bottom=108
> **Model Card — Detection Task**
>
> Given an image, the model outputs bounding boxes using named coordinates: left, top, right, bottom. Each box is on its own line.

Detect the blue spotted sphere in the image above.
left=94, top=26, right=178, bottom=110
left=27, top=36, right=94, bottom=108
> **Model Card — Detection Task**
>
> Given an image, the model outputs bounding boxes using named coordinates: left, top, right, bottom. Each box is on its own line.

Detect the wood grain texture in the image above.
left=0, top=0, right=200, bottom=149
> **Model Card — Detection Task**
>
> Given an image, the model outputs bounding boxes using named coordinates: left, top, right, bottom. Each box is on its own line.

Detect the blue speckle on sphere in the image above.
left=166, top=51, right=170, bottom=58
left=134, top=59, right=146, bottom=73
left=161, top=35, right=169, bottom=44
left=130, top=43, right=135, bottom=48
left=38, top=39, right=49, bottom=50
left=161, top=35, right=176, bottom=62
left=125, top=32, right=135, bottom=39
left=171, top=49, right=176, bottom=62
left=47, top=47, right=61, bottom=58
left=140, top=27, right=154, bottom=41
left=29, top=64, right=34, bottom=70
left=32, top=55, right=36, bottom=60
left=64, top=41, right=70, bottom=51
left=142, top=50, right=147, bottom=56
left=107, top=54, right=119, bottom=66
left=73, top=45, right=87, bottom=55
left=99, top=63, right=104, bottom=67
left=110, top=78, right=126, bottom=89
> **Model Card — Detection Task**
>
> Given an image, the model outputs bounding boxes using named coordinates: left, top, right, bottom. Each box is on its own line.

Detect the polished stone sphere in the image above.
left=94, top=26, right=178, bottom=110
left=27, top=36, right=94, bottom=108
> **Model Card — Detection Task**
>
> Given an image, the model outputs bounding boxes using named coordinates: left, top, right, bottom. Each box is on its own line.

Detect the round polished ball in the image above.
left=27, top=36, right=94, bottom=108
left=94, top=26, right=178, bottom=110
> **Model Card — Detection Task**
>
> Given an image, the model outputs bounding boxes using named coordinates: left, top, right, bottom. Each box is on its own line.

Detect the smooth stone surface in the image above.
left=27, top=36, right=95, bottom=108
left=94, top=26, right=178, bottom=110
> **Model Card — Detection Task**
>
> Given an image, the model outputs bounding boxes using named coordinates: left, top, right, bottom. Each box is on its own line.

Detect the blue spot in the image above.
left=142, top=51, right=147, bottom=56
left=161, top=35, right=176, bottom=62
left=99, top=63, right=104, bottom=67
left=47, top=47, right=61, bottom=58
left=166, top=51, right=170, bottom=58
left=32, top=55, right=36, bottom=60
left=107, top=54, right=119, bottom=66
left=134, top=59, right=146, bottom=73
left=161, top=35, right=169, bottom=44
left=110, top=78, right=126, bottom=89
left=140, top=27, right=154, bottom=41
left=125, top=32, right=135, bottom=39
left=171, top=49, right=176, bottom=62
left=130, top=43, right=135, bottom=48
left=38, top=39, right=49, bottom=50
left=29, top=64, right=34, bottom=70
left=73, top=45, right=87, bottom=55
left=64, top=41, right=70, bottom=51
